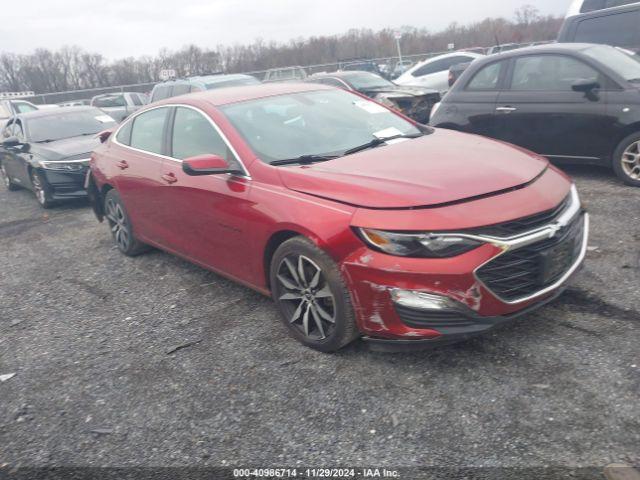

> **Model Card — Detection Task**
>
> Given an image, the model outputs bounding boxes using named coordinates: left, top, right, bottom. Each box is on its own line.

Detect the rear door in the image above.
left=112, top=106, right=170, bottom=241
left=156, top=106, right=253, bottom=280
left=494, top=53, right=609, bottom=161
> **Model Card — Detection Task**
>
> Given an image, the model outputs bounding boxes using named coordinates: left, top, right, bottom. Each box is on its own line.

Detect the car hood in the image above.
left=30, top=135, right=101, bottom=160
left=278, top=129, right=548, bottom=209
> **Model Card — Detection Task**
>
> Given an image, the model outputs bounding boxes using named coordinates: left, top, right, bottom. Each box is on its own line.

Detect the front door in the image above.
left=156, top=106, right=253, bottom=281
left=494, top=54, right=609, bottom=161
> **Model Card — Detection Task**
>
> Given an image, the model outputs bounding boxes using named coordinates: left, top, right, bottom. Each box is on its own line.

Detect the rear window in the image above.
left=172, top=84, right=191, bottom=96
left=94, top=95, right=127, bottom=108
left=574, top=10, right=639, bottom=47
left=151, top=85, right=172, bottom=102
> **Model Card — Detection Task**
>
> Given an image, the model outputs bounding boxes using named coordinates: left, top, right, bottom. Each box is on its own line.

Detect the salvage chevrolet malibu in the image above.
left=87, top=83, right=589, bottom=352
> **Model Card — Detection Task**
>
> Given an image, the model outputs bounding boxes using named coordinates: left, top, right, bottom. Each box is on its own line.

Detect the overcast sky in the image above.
left=2, top=0, right=572, bottom=59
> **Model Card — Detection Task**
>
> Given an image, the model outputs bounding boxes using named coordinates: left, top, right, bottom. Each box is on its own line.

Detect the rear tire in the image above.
left=104, top=189, right=150, bottom=256
left=613, top=132, right=640, bottom=187
left=270, top=236, right=359, bottom=352
left=0, top=163, right=19, bottom=191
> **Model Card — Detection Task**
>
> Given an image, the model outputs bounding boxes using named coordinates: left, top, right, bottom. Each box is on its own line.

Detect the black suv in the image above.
left=429, top=43, right=640, bottom=186
left=558, top=1, right=640, bottom=52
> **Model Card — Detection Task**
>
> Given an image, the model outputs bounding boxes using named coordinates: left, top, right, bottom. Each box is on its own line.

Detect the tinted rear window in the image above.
left=574, top=10, right=639, bottom=47
left=94, top=95, right=127, bottom=108
left=151, top=85, right=172, bottom=102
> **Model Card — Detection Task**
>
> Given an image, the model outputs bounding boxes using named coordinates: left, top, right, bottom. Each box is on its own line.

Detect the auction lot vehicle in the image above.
left=395, top=52, right=485, bottom=94
left=307, top=71, right=440, bottom=123
left=0, top=106, right=116, bottom=207
left=0, top=98, right=39, bottom=129
left=430, top=43, right=640, bottom=186
left=559, top=1, right=640, bottom=52
left=87, top=83, right=588, bottom=352
left=91, top=92, right=147, bottom=122
left=263, top=66, right=308, bottom=82
left=150, top=74, right=260, bottom=103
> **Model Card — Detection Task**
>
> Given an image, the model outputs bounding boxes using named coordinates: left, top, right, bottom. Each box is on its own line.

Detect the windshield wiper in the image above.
left=343, top=133, right=424, bottom=156
left=270, top=154, right=340, bottom=166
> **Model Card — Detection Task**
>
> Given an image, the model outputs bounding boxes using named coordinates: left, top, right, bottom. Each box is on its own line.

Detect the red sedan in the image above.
left=87, top=83, right=589, bottom=352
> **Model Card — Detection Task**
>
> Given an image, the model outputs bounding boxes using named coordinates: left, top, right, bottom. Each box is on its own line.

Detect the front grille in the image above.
left=476, top=212, right=585, bottom=302
left=473, top=195, right=570, bottom=238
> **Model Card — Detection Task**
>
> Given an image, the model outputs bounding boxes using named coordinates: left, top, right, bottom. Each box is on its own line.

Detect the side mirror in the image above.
left=182, top=154, right=243, bottom=176
left=2, top=136, right=21, bottom=148
left=572, top=79, right=600, bottom=98
left=97, top=129, right=113, bottom=143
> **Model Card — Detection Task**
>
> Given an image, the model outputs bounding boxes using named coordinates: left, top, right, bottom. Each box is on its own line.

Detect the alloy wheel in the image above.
left=105, top=197, right=131, bottom=251
left=1, top=165, right=9, bottom=188
left=275, top=254, right=336, bottom=341
left=30, top=171, right=47, bottom=205
left=622, top=141, right=640, bottom=180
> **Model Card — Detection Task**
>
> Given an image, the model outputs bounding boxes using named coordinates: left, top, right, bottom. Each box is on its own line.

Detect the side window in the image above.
left=466, top=61, right=505, bottom=90
left=115, top=120, right=133, bottom=145
left=130, top=108, right=168, bottom=154
left=172, top=84, right=191, bottom=96
left=413, top=56, right=472, bottom=77
left=14, top=102, right=37, bottom=114
left=0, top=103, right=10, bottom=118
left=574, top=11, right=639, bottom=47
left=510, top=55, right=600, bottom=91
left=171, top=107, right=233, bottom=161
left=130, top=94, right=142, bottom=106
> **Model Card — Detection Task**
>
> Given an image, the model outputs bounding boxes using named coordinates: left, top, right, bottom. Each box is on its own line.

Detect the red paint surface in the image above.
left=90, top=86, right=575, bottom=341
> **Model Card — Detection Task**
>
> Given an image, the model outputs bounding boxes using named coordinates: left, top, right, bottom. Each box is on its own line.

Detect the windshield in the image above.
left=221, top=89, right=421, bottom=163
left=205, top=77, right=260, bottom=90
left=27, top=109, right=116, bottom=142
left=347, top=72, right=395, bottom=90
left=582, top=45, right=640, bottom=82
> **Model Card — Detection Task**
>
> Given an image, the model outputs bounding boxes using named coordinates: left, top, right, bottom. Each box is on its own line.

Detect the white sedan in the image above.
left=395, top=52, right=485, bottom=94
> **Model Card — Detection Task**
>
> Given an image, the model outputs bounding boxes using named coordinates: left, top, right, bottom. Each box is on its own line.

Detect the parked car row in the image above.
left=430, top=43, right=640, bottom=186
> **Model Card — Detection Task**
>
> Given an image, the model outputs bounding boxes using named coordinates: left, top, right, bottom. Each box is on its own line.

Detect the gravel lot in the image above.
left=0, top=165, right=639, bottom=478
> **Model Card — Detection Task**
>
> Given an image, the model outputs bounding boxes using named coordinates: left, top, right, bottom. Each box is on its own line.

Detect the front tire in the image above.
left=104, top=189, right=149, bottom=256
left=613, top=132, right=640, bottom=187
left=30, top=169, right=54, bottom=208
left=0, top=163, right=19, bottom=191
left=270, top=236, right=359, bottom=352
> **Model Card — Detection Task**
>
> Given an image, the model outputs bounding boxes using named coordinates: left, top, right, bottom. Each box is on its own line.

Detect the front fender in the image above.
left=84, top=170, right=104, bottom=222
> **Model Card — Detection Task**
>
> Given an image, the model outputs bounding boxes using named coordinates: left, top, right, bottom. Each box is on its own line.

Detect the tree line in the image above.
left=0, top=6, right=562, bottom=94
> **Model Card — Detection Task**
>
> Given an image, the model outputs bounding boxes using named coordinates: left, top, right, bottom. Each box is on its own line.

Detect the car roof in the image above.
left=153, top=82, right=333, bottom=107
left=159, top=74, right=256, bottom=87
left=16, top=106, right=100, bottom=119
left=312, top=71, right=381, bottom=79
left=487, top=42, right=602, bottom=58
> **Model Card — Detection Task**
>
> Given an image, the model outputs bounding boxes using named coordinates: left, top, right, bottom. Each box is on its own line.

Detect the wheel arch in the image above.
left=262, top=227, right=327, bottom=290
left=612, top=123, right=640, bottom=162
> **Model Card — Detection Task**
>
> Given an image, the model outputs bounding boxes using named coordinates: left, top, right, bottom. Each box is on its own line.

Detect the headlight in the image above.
left=40, top=160, right=89, bottom=171
left=358, top=228, right=483, bottom=258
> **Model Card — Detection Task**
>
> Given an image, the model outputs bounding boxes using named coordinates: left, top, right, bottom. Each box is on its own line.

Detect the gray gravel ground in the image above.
left=0, top=165, right=639, bottom=478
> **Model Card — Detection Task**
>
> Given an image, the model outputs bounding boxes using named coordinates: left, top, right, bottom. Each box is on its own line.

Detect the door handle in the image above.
left=496, top=106, right=517, bottom=113
left=161, top=173, right=178, bottom=184
left=116, top=160, right=129, bottom=170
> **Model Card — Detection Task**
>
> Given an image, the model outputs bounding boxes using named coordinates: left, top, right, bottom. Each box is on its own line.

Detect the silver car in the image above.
left=90, top=92, right=147, bottom=122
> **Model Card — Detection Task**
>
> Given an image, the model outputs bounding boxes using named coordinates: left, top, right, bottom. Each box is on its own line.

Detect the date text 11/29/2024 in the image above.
left=233, top=468, right=400, bottom=478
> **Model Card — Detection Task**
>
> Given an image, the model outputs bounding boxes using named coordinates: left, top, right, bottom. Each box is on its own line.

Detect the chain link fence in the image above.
left=22, top=43, right=543, bottom=105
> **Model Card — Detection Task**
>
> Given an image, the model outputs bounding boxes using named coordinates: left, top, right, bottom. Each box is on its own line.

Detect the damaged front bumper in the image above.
left=341, top=212, right=588, bottom=351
